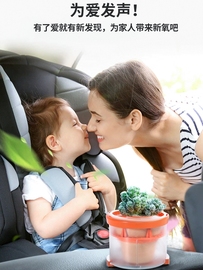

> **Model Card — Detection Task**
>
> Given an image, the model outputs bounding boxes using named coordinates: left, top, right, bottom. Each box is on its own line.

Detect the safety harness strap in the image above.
left=40, top=159, right=109, bottom=251
left=41, top=165, right=93, bottom=228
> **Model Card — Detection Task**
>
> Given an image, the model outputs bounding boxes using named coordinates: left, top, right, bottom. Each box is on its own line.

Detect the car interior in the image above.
left=0, top=49, right=203, bottom=269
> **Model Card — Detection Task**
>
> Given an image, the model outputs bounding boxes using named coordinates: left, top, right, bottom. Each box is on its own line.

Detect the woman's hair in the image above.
left=89, top=60, right=165, bottom=126
left=88, top=60, right=165, bottom=169
left=24, top=97, right=69, bottom=167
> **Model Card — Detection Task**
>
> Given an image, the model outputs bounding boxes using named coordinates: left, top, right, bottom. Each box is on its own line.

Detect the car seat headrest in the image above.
left=0, top=66, right=30, bottom=146
left=0, top=55, right=101, bottom=156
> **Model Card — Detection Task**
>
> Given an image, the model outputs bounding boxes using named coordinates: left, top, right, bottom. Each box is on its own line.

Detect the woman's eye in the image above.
left=96, top=119, right=101, bottom=123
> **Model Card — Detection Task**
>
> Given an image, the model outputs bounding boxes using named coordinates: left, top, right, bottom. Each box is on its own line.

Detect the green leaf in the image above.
left=92, top=170, right=109, bottom=180
left=12, top=235, right=21, bottom=242
left=66, top=163, right=72, bottom=169
left=0, top=129, right=44, bottom=173
left=48, top=149, right=53, bottom=157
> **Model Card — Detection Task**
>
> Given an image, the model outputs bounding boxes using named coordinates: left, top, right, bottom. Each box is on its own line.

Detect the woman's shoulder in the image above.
left=166, top=98, right=203, bottom=137
left=166, top=98, right=203, bottom=117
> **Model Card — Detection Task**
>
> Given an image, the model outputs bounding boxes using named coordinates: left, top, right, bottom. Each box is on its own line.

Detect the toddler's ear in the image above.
left=46, top=135, right=61, bottom=151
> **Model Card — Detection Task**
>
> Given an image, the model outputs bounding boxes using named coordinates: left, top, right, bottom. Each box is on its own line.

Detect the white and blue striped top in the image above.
left=167, top=101, right=203, bottom=184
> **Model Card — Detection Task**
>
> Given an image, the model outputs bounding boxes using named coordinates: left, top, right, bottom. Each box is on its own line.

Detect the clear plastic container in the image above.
left=106, top=210, right=169, bottom=269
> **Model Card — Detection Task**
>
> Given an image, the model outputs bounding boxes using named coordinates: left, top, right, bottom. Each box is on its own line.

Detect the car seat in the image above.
left=185, top=181, right=203, bottom=252
left=0, top=65, right=46, bottom=262
left=0, top=50, right=126, bottom=262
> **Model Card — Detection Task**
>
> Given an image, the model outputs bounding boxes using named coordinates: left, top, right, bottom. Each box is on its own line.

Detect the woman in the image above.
left=87, top=60, right=203, bottom=251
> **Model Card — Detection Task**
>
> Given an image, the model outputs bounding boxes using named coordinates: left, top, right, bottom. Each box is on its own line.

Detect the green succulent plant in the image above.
left=118, top=186, right=165, bottom=216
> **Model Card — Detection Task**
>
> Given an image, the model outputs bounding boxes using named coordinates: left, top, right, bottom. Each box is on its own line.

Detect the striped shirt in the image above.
left=167, top=101, right=203, bottom=184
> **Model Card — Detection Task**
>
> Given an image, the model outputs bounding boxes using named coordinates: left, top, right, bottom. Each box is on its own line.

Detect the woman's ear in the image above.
left=128, top=109, right=142, bottom=130
left=46, top=135, right=61, bottom=152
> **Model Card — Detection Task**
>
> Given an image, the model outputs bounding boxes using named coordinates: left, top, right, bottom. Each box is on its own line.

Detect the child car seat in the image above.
left=0, top=50, right=126, bottom=262
left=0, top=66, right=46, bottom=262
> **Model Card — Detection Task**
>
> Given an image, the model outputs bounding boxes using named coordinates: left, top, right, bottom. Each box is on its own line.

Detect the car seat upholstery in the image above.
left=185, top=182, right=203, bottom=252
left=1, top=247, right=203, bottom=270
left=0, top=50, right=126, bottom=262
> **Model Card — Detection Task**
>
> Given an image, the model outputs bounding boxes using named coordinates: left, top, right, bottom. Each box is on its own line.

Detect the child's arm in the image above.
left=26, top=183, right=99, bottom=239
left=81, top=165, right=117, bottom=212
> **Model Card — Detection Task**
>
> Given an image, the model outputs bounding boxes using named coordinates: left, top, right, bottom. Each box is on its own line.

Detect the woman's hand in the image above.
left=81, top=165, right=117, bottom=211
left=81, top=165, right=114, bottom=194
left=151, top=168, right=191, bottom=201
left=74, top=182, right=99, bottom=210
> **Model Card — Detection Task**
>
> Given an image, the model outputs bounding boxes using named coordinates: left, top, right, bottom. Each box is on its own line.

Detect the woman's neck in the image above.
left=155, top=107, right=182, bottom=149
left=135, top=107, right=183, bottom=170
left=151, top=107, right=183, bottom=169
left=138, top=107, right=182, bottom=149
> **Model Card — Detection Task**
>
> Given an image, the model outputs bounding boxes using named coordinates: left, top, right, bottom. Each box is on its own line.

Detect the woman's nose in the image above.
left=87, top=118, right=95, bottom=132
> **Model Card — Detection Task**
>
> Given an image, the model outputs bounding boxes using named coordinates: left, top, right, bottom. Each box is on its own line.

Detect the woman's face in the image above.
left=87, top=90, right=134, bottom=150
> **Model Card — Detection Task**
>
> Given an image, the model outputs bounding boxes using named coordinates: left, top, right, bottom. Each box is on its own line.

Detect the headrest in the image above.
left=0, top=66, right=30, bottom=146
left=0, top=53, right=101, bottom=156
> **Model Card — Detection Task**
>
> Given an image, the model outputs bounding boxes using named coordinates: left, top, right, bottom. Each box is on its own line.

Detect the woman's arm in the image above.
left=195, top=130, right=203, bottom=161
left=151, top=168, right=191, bottom=202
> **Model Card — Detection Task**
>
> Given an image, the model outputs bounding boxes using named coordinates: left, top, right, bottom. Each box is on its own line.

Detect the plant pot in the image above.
left=106, top=210, right=169, bottom=269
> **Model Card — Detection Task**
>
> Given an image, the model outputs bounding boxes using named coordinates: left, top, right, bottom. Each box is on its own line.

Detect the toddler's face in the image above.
left=57, top=106, right=91, bottom=157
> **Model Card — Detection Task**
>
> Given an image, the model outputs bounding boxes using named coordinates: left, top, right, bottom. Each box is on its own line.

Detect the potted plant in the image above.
left=106, top=186, right=169, bottom=269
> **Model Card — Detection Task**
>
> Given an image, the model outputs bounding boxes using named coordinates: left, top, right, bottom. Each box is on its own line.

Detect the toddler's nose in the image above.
left=82, top=124, right=88, bottom=130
